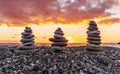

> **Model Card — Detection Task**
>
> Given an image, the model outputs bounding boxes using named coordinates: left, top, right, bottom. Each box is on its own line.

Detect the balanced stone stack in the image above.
left=17, top=27, right=35, bottom=50
left=86, top=21, right=102, bottom=51
left=49, top=27, right=68, bottom=51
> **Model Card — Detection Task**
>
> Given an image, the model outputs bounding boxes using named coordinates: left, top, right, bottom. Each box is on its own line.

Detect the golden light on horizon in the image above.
left=0, top=24, right=120, bottom=43
left=0, top=0, right=119, bottom=43
left=66, top=36, right=73, bottom=43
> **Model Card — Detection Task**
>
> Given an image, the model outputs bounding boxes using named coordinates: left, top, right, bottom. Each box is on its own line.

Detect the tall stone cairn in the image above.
left=86, top=21, right=102, bottom=51
left=17, top=27, right=35, bottom=50
left=49, top=27, right=68, bottom=51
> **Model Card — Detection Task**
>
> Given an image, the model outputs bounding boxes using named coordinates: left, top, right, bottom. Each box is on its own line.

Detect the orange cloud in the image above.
left=0, top=0, right=119, bottom=26
left=98, top=18, right=120, bottom=25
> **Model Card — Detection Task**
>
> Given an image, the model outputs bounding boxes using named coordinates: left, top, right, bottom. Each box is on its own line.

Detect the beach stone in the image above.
left=54, top=31, right=64, bottom=35
left=22, top=35, right=34, bottom=39
left=23, top=42, right=35, bottom=46
left=88, top=26, right=98, bottom=31
left=52, top=46, right=64, bottom=52
left=51, top=42, right=67, bottom=47
left=52, top=46, right=63, bottom=50
left=89, top=21, right=97, bottom=26
left=24, top=29, right=32, bottom=32
left=17, top=27, right=35, bottom=50
left=87, top=44, right=100, bottom=48
left=87, top=37, right=101, bottom=41
left=21, top=32, right=31, bottom=36
left=21, top=39, right=34, bottom=44
left=54, top=34, right=65, bottom=39
left=87, top=41, right=101, bottom=45
left=85, top=20, right=102, bottom=51
left=17, top=46, right=35, bottom=50
left=85, top=46, right=101, bottom=51
left=49, top=38, right=68, bottom=42
left=87, top=31, right=100, bottom=35
left=49, top=27, right=68, bottom=51
left=99, top=56, right=115, bottom=64
left=87, top=34, right=101, bottom=38
left=31, top=65, right=40, bottom=71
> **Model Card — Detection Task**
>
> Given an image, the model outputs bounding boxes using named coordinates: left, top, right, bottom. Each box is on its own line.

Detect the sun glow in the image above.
left=66, top=36, right=73, bottom=43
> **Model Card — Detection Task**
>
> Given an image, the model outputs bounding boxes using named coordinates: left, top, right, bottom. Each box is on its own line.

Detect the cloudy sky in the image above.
left=0, top=0, right=120, bottom=43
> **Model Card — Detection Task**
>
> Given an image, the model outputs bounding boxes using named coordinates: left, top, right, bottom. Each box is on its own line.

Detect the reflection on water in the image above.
left=68, top=43, right=120, bottom=48
left=38, top=43, right=120, bottom=48
left=37, top=43, right=120, bottom=48
left=0, top=43, right=120, bottom=48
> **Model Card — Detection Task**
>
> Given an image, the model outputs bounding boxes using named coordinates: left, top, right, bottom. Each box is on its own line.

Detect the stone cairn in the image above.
left=49, top=27, right=68, bottom=52
left=17, top=27, right=35, bottom=50
left=85, top=21, right=102, bottom=51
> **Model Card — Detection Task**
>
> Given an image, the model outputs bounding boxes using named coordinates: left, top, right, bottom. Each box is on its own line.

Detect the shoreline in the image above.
left=0, top=43, right=120, bottom=48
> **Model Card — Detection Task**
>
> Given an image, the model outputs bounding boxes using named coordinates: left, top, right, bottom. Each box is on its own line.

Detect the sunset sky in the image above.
left=0, top=0, right=120, bottom=43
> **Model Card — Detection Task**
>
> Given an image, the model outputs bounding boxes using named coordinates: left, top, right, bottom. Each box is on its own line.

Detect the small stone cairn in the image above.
left=85, top=21, right=102, bottom=52
left=17, top=27, right=35, bottom=50
left=49, top=27, right=68, bottom=52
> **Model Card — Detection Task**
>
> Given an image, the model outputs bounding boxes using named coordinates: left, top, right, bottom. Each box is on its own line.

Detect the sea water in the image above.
left=0, top=43, right=120, bottom=48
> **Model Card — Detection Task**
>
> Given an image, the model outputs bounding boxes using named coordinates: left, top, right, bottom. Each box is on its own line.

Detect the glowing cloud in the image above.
left=0, top=0, right=119, bottom=26
left=98, top=18, right=120, bottom=25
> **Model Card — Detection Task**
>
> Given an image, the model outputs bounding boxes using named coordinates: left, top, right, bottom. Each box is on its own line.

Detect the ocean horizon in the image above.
left=0, top=43, right=120, bottom=48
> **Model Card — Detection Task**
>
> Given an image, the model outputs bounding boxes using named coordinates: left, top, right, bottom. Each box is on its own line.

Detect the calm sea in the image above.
left=38, top=43, right=120, bottom=48
left=0, top=43, right=120, bottom=48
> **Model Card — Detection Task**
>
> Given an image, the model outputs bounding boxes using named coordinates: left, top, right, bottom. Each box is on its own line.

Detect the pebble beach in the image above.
left=0, top=0, right=120, bottom=74
left=0, top=45, right=120, bottom=74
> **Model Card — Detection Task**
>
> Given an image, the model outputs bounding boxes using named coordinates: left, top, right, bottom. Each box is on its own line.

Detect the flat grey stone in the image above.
left=52, top=46, right=62, bottom=50
left=21, top=38, right=34, bottom=43
left=87, top=37, right=101, bottom=41
left=21, top=32, right=31, bottom=36
left=49, top=38, right=68, bottom=42
left=51, top=42, right=67, bottom=47
left=54, top=34, right=65, bottom=39
left=23, top=42, right=34, bottom=46
left=87, top=31, right=100, bottom=35
left=87, top=41, right=101, bottom=45
left=17, top=45, right=35, bottom=50
left=22, top=34, right=34, bottom=38
left=54, top=31, right=64, bottom=35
